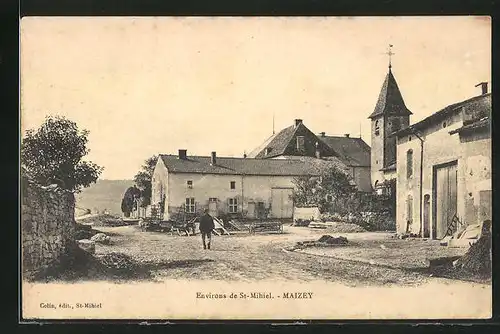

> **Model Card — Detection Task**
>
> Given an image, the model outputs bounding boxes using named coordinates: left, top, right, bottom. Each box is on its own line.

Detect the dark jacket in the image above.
left=199, top=213, right=215, bottom=233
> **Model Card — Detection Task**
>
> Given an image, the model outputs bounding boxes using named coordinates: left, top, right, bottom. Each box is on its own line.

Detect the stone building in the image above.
left=393, top=84, right=491, bottom=238
left=151, top=149, right=349, bottom=220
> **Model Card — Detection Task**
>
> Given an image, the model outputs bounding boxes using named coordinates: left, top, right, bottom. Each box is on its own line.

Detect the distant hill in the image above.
left=75, top=179, right=135, bottom=215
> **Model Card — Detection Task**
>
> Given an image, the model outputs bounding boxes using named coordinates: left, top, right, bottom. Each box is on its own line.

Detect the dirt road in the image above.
left=93, top=225, right=467, bottom=286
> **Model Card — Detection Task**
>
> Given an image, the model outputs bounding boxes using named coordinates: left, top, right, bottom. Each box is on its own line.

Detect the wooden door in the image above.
left=433, top=163, right=458, bottom=239
left=208, top=200, right=218, bottom=217
left=271, top=188, right=294, bottom=219
left=247, top=202, right=256, bottom=219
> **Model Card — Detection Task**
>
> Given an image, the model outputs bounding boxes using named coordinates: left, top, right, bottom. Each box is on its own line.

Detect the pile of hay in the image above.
left=454, top=234, right=491, bottom=277
left=288, top=235, right=349, bottom=251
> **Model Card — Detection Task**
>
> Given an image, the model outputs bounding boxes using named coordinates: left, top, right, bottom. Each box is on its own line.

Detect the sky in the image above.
left=20, top=16, right=491, bottom=180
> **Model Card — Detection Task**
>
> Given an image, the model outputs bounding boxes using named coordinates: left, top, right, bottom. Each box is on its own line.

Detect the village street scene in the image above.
left=20, top=17, right=491, bottom=319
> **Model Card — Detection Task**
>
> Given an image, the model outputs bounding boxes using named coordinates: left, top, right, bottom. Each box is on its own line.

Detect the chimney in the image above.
left=344, top=133, right=350, bottom=138
left=210, top=151, right=217, bottom=165
left=178, top=149, right=187, bottom=160
left=243, top=153, right=247, bottom=158
left=475, top=82, right=488, bottom=95
left=294, top=119, right=303, bottom=127
left=319, top=132, right=326, bottom=137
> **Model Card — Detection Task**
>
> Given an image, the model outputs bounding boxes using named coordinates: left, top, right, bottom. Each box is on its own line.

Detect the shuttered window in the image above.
left=407, top=149, right=413, bottom=178
left=185, top=198, right=195, bottom=213
left=229, top=198, right=238, bottom=213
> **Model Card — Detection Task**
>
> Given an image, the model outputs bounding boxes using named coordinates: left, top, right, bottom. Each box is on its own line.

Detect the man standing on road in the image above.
left=199, top=209, right=215, bottom=250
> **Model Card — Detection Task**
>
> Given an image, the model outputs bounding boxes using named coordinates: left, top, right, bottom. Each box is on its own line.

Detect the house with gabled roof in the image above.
left=248, top=119, right=372, bottom=192
left=393, top=86, right=491, bottom=239
left=151, top=149, right=350, bottom=221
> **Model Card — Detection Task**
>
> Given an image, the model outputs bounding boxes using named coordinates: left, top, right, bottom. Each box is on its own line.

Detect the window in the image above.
left=392, top=118, right=401, bottom=132
left=442, top=121, right=447, bottom=128
left=296, top=136, right=305, bottom=151
left=230, top=181, right=236, bottom=190
left=406, top=149, right=413, bottom=178
left=229, top=198, right=238, bottom=213
left=375, top=120, right=380, bottom=136
left=187, top=180, right=193, bottom=189
left=185, top=198, right=195, bottom=213
left=209, top=198, right=217, bottom=202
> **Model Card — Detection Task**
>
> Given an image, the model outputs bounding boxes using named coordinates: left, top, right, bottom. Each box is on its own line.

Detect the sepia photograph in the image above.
left=20, top=16, right=491, bottom=320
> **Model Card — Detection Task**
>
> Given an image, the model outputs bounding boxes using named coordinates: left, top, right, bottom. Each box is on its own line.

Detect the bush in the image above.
left=293, top=219, right=311, bottom=227
left=97, top=252, right=138, bottom=278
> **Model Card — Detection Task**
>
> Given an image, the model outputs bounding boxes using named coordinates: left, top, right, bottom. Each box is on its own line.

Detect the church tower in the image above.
left=369, top=46, right=412, bottom=188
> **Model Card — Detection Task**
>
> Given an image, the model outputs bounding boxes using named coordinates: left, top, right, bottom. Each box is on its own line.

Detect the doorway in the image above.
left=432, top=161, right=458, bottom=239
left=271, top=188, right=294, bottom=219
left=208, top=199, right=218, bottom=217
left=423, top=194, right=430, bottom=238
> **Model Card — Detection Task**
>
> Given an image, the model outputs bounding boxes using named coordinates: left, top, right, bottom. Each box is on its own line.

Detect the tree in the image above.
left=292, top=165, right=357, bottom=214
left=21, top=116, right=103, bottom=192
left=121, top=186, right=141, bottom=217
left=133, top=155, right=158, bottom=207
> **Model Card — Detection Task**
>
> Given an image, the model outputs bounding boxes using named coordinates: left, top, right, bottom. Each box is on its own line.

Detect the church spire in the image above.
left=368, top=45, right=412, bottom=120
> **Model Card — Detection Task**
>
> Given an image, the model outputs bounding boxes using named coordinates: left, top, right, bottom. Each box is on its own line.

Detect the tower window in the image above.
left=392, top=118, right=401, bottom=132
left=375, top=120, right=380, bottom=136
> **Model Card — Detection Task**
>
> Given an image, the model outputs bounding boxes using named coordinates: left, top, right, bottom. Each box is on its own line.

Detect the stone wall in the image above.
left=21, top=179, right=76, bottom=280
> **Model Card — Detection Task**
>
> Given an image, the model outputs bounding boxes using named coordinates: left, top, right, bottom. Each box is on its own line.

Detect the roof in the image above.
left=249, top=121, right=336, bottom=159
left=159, top=154, right=348, bottom=177
left=368, top=68, right=412, bottom=119
left=319, top=135, right=371, bottom=167
left=449, top=116, right=491, bottom=135
left=380, top=162, right=396, bottom=172
left=246, top=133, right=277, bottom=158
left=394, top=93, right=491, bottom=137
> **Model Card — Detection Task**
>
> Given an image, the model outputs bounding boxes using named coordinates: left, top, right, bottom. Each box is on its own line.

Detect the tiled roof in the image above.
left=247, top=125, right=296, bottom=158
left=319, top=135, right=371, bottom=167
left=249, top=122, right=336, bottom=159
left=368, top=69, right=412, bottom=119
left=449, top=117, right=491, bottom=135
left=159, top=154, right=348, bottom=177
left=246, top=133, right=277, bottom=158
left=395, top=93, right=491, bottom=137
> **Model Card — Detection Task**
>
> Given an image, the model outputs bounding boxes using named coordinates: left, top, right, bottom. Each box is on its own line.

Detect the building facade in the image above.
left=394, top=90, right=491, bottom=238
left=151, top=150, right=349, bottom=221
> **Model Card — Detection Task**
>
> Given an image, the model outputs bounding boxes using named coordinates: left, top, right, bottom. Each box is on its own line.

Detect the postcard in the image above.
left=20, top=16, right=492, bottom=320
